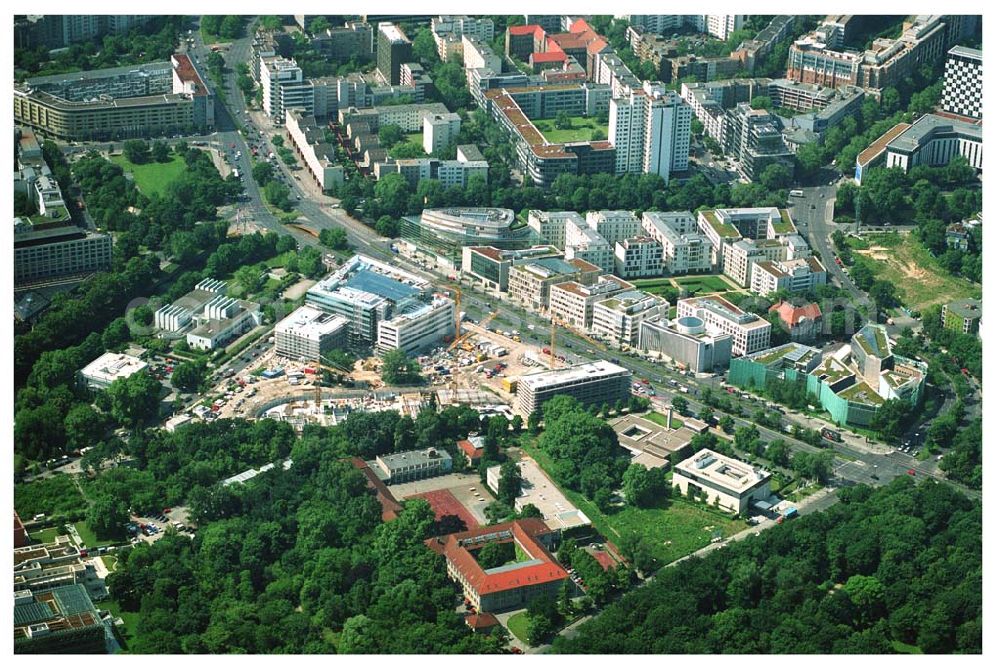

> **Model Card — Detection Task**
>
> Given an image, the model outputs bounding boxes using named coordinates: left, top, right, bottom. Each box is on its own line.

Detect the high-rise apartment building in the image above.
left=941, top=46, right=982, bottom=119
left=609, top=82, right=691, bottom=181
left=377, top=23, right=412, bottom=85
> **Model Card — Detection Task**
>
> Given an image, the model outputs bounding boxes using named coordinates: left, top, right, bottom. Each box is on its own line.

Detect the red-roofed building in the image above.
left=457, top=435, right=486, bottom=465
left=530, top=50, right=568, bottom=72
left=769, top=300, right=823, bottom=343
left=506, top=24, right=546, bottom=60
left=349, top=457, right=403, bottom=522
left=465, top=611, right=500, bottom=632
left=427, top=518, right=568, bottom=612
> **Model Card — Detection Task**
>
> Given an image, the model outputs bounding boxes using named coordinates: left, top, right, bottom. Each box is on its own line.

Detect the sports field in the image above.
left=405, top=489, right=480, bottom=530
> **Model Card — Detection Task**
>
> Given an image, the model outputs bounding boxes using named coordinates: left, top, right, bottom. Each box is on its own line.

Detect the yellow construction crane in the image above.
left=448, top=309, right=498, bottom=353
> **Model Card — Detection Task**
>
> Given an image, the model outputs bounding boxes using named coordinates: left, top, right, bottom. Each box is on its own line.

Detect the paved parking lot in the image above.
left=388, top=472, right=494, bottom=525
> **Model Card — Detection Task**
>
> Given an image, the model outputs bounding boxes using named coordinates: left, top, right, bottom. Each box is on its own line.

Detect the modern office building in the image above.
left=591, top=290, right=668, bottom=348
left=641, top=211, right=713, bottom=275
left=14, top=219, right=112, bottom=287
left=460, top=245, right=562, bottom=293
left=677, top=295, right=771, bottom=356
left=369, top=447, right=452, bottom=484
left=186, top=296, right=262, bottom=351
left=285, top=109, right=345, bottom=190
left=79, top=352, right=148, bottom=390
left=941, top=299, right=982, bottom=335
left=728, top=341, right=823, bottom=391
left=614, top=237, right=664, bottom=279
left=853, top=122, right=914, bottom=184
left=14, top=54, right=213, bottom=140
left=673, top=449, right=772, bottom=514
left=154, top=278, right=228, bottom=334
left=941, top=46, right=982, bottom=119
left=306, top=255, right=432, bottom=349
left=639, top=316, right=733, bottom=373
left=376, top=295, right=456, bottom=356
left=609, top=82, right=691, bottom=181
left=698, top=207, right=800, bottom=271
left=726, top=103, right=795, bottom=181
left=313, top=21, right=375, bottom=62
left=429, top=518, right=567, bottom=613
left=13, top=585, right=108, bottom=654
left=507, top=257, right=601, bottom=312
left=377, top=156, right=488, bottom=192
left=398, top=208, right=533, bottom=269
left=749, top=257, right=827, bottom=296
left=515, top=360, right=632, bottom=416
left=882, top=113, right=982, bottom=174
left=274, top=306, right=350, bottom=361
left=376, top=23, right=412, bottom=85
left=549, top=275, right=633, bottom=331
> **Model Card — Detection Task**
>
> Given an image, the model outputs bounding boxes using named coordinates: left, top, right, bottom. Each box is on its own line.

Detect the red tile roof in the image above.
left=457, top=439, right=484, bottom=458
left=531, top=51, right=568, bottom=64
left=171, top=53, right=208, bottom=97
left=591, top=550, right=616, bottom=571
left=430, top=519, right=568, bottom=596
left=769, top=300, right=823, bottom=326
left=349, top=457, right=402, bottom=521
left=465, top=612, right=500, bottom=630
left=509, top=24, right=544, bottom=38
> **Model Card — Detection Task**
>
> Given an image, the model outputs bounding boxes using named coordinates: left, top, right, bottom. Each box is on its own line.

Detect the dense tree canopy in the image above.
left=554, top=478, right=981, bottom=654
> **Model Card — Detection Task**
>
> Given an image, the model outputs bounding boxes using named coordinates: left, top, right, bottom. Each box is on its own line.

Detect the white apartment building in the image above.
left=432, top=16, right=495, bottom=61
left=285, top=109, right=345, bottom=190
left=261, top=57, right=312, bottom=123
left=565, top=218, right=614, bottom=273
left=705, top=15, right=746, bottom=41
left=586, top=210, right=641, bottom=246
left=423, top=112, right=461, bottom=154
left=723, top=239, right=790, bottom=288
left=676, top=295, right=771, bottom=356
left=376, top=296, right=455, bottom=356
left=592, top=290, right=668, bottom=348
left=641, top=211, right=713, bottom=275
left=33, top=174, right=65, bottom=216
left=548, top=275, right=633, bottom=331
left=609, top=81, right=691, bottom=181
left=274, top=305, right=350, bottom=361
left=463, top=35, right=501, bottom=72
left=698, top=207, right=801, bottom=270
left=620, top=15, right=745, bottom=41
left=614, top=237, right=664, bottom=279
left=527, top=210, right=583, bottom=249
left=749, top=257, right=827, bottom=297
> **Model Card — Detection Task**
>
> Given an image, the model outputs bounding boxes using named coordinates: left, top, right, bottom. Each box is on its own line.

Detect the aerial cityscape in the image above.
left=11, top=11, right=983, bottom=656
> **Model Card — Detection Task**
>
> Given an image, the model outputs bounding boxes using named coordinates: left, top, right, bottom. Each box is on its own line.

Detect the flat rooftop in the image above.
left=518, top=360, right=630, bottom=391
left=887, top=113, right=982, bottom=154
left=749, top=342, right=820, bottom=366
left=275, top=305, right=349, bottom=339
left=945, top=299, right=982, bottom=320
left=675, top=449, right=770, bottom=495
left=494, top=459, right=591, bottom=531
left=80, top=352, right=147, bottom=383
left=857, top=122, right=911, bottom=166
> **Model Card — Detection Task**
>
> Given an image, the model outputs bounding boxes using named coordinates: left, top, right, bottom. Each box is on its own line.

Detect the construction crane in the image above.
left=448, top=309, right=499, bottom=353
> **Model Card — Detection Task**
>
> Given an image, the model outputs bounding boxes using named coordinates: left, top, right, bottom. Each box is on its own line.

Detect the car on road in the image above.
left=907, top=469, right=916, bottom=476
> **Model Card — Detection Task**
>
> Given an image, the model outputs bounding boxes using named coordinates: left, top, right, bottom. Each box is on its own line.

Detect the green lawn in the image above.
left=673, top=275, right=735, bottom=294
left=110, top=154, right=188, bottom=197
left=100, top=554, right=119, bottom=571
left=405, top=132, right=425, bottom=147
left=533, top=116, right=607, bottom=144
left=645, top=411, right=684, bottom=429
left=30, top=526, right=63, bottom=545
left=668, top=306, right=677, bottom=319
left=99, top=599, right=141, bottom=650
left=74, top=521, right=115, bottom=549
left=852, top=232, right=981, bottom=311
left=506, top=611, right=531, bottom=644
left=520, top=438, right=746, bottom=565
left=630, top=277, right=679, bottom=301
